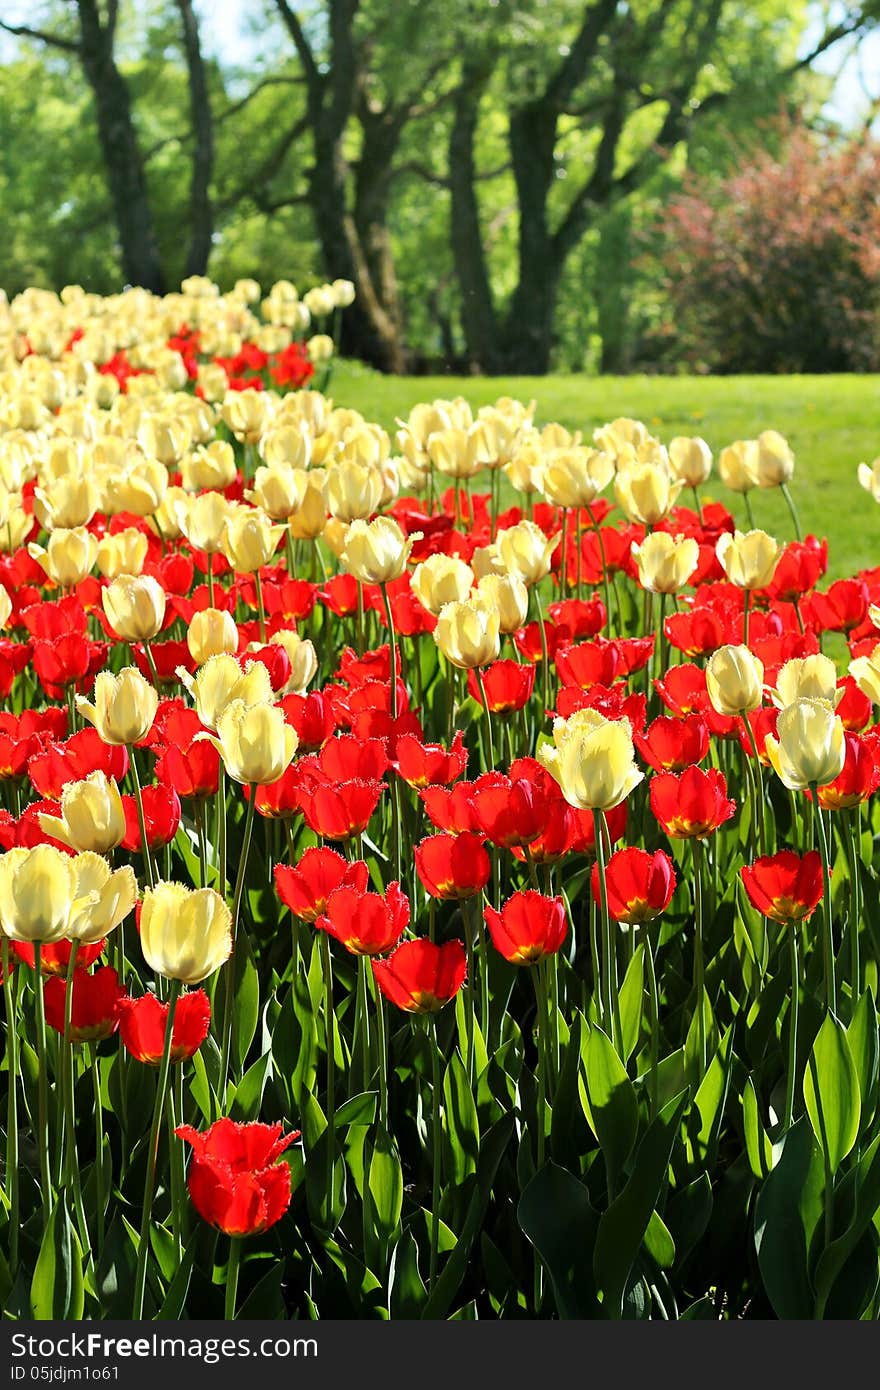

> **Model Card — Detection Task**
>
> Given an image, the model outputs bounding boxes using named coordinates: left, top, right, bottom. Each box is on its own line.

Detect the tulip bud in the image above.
left=187, top=608, right=239, bottom=665
left=38, top=770, right=126, bottom=854
left=140, top=881, right=232, bottom=984
left=331, top=278, right=356, bottom=307
left=475, top=573, right=529, bottom=633
left=181, top=441, right=237, bottom=493
left=102, top=573, right=166, bottom=643
left=96, top=527, right=148, bottom=580
left=220, top=388, right=274, bottom=445
left=68, top=853, right=137, bottom=944
left=0, top=845, right=80, bottom=943
left=754, top=430, right=794, bottom=489
left=222, top=507, right=286, bottom=573
left=77, top=668, right=159, bottom=746
left=537, top=708, right=643, bottom=811
left=718, top=440, right=759, bottom=494
left=849, top=642, right=880, bottom=704
left=200, top=699, right=298, bottom=785
left=29, top=527, right=98, bottom=587
left=497, top=519, right=558, bottom=586
left=434, top=597, right=501, bottom=670
left=668, top=437, right=712, bottom=488
left=857, top=459, right=880, bottom=504
left=765, top=698, right=846, bottom=790
left=539, top=448, right=614, bottom=508
left=178, top=653, right=273, bottom=730
left=706, top=645, right=765, bottom=716
left=325, top=461, right=384, bottom=523
left=411, top=554, right=474, bottom=615
left=246, top=464, right=307, bottom=520
left=269, top=631, right=318, bottom=695
left=176, top=491, right=230, bottom=553
left=715, top=529, right=780, bottom=590
left=614, top=462, right=683, bottom=526
left=288, top=476, right=327, bottom=541
left=33, top=476, right=101, bottom=530
left=339, top=516, right=419, bottom=586
left=630, top=532, right=699, bottom=594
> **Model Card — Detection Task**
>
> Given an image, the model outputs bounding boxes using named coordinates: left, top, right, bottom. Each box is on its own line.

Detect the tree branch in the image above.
left=0, top=18, right=79, bottom=52
left=274, top=0, right=322, bottom=91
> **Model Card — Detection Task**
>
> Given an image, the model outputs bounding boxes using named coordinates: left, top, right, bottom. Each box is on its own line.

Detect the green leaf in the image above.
left=30, top=1199, right=84, bottom=1320
left=686, top=1023, right=734, bottom=1165
left=334, top=1091, right=378, bottom=1129
left=643, top=1209, right=675, bottom=1269
left=156, top=1244, right=197, bottom=1321
left=618, top=944, right=645, bottom=1065
left=754, top=1116, right=825, bottom=1319
left=814, top=1132, right=880, bottom=1317
left=592, top=1089, right=690, bottom=1319
left=442, top=1050, right=480, bottom=1185
left=846, top=989, right=878, bottom=1127
left=367, top=1129, right=404, bottom=1242
left=803, top=1012, right=860, bottom=1174
left=582, top=1024, right=638, bottom=1195
left=517, top=1162, right=600, bottom=1318
left=665, top=1173, right=713, bottom=1266
left=421, top=1115, right=514, bottom=1320
left=550, top=1012, right=592, bottom=1166
left=233, top=933, right=260, bottom=1073
left=742, top=1077, right=772, bottom=1179
left=230, top=1052, right=272, bottom=1121
left=389, top=1229, right=427, bottom=1319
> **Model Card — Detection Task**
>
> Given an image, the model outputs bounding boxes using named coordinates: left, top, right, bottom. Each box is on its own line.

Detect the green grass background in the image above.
left=330, top=366, right=880, bottom=580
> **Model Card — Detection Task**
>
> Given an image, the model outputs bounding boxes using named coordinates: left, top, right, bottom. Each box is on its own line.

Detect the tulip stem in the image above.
left=142, top=641, right=161, bottom=688
left=356, top=581, right=365, bottom=658
left=62, top=943, right=91, bottom=1265
left=219, top=784, right=258, bottom=1107
left=784, top=927, right=800, bottom=1132
left=32, top=943, right=52, bottom=1229
left=743, top=720, right=768, bottom=856
left=587, top=510, right=613, bottom=640
left=781, top=483, right=802, bottom=542
left=375, top=982, right=389, bottom=1133
left=2, top=939, right=19, bottom=1273
left=692, top=837, right=708, bottom=1073
left=532, top=965, right=548, bottom=1171
left=463, top=901, right=478, bottom=1086
left=744, top=492, right=756, bottom=530
left=575, top=510, right=583, bottom=598
left=429, top=1017, right=442, bottom=1284
left=474, top=667, right=496, bottom=771
left=592, top=809, right=621, bottom=1054
left=533, top=589, right=551, bottom=717
left=846, top=808, right=861, bottom=1003
left=254, top=570, right=267, bottom=644
left=743, top=591, right=751, bottom=647
left=90, top=1043, right=106, bottom=1257
left=225, top=1237, right=242, bottom=1320
left=319, top=932, right=337, bottom=1215
left=356, top=955, right=371, bottom=1093
left=811, top=784, right=837, bottom=1015
left=645, top=931, right=660, bottom=1121
left=132, top=978, right=181, bottom=1319
left=129, top=749, right=156, bottom=891
left=206, top=553, right=215, bottom=607
left=559, top=509, right=568, bottom=598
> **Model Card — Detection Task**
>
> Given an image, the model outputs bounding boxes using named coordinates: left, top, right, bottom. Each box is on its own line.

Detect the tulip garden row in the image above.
left=1, top=280, right=880, bottom=1321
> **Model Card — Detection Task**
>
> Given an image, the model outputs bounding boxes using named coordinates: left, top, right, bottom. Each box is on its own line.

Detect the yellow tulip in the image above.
left=630, top=532, right=699, bottom=594
left=848, top=641, right=880, bottom=705
left=246, top=464, right=308, bottom=520
left=718, top=440, right=759, bottom=494
left=0, top=845, right=79, bottom=943
left=434, top=597, right=500, bottom=670
left=176, top=491, right=230, bottom=553
left=96, top=527, right=148, bottom=580
left=325, top=461, right=384, bottom=523
left=754, top=430, right=794, bottom=488
left=475, top=573, right=529, bottom=633
left=340, top=516, right=419, bottom=586
left=77, top=668, right=159, bottom=746
left=536, top=708, right=643, bottom=811
left=222, top=507, right=286, bottom=573
left=102, top=574, right=166, bottom=643
left=411, top=554, right=475, bottom=615
left=33, top=476, right=100, bottom=530
left=539, top=448, right=614, bottom=508
left=29, top=527, right=98, bottom=587
left=199, top=699, right=298, bottom=785
left=181, top=441, right=237, bottom=492
left=68, top=854, right=137, bottom=944
left=268, top=631, right=318, bottom=695
left=177, top=653, right=273, bottom=731
left=765, top=698, right=845, bottom=790
left=187, top=608, right=239, bottom=665
left=715, top=529, right=781, bottom=590
left=38, top=771, right=126, bottom=854
left=497, top=519, right=558, bottom=586
left=668, top=437, right=712, bottom=488
left=139, top=881, right=232, bottom=984
left=220, top=388, right=275, bottom=445
left=774, top=654, right=842, bottom=710
left=706, top=645, right=765, bottom=716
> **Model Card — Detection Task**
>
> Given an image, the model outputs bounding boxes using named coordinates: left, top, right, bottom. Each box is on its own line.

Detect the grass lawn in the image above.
left=330, top=365, right=880, bottom=580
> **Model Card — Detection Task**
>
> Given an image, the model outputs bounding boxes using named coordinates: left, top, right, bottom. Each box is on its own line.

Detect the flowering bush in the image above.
left=1, top=286, right=880, bottom=1321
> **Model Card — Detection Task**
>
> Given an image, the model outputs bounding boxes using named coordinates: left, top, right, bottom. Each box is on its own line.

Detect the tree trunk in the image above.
left=353, top=113, right=407, bottom=368
left=496, top=102, right=560, bottom=373
left=176, top=0, right=214, bottom=279
left=76, top=0, right=166, bottom=293
left=449, top=63, right=502, bottom=373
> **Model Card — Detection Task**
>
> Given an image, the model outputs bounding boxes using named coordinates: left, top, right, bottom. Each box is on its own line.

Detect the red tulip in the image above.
left=414, top=832, right=490, bottom=900
left=548, top=596, right=606, bottom=639
left=650, top=766, right=736, bottom=839
left=274, top=848, right=369, bottom=923
left=567, top=799, right=628, bottom=856
left=472, top=764, right=555, bottom=848
left=741, top=850, right=823, bottom=924
left=315, top=881, right=409, bottom=956
left=28, top=728, right=129, bottom=802
left=280, top=690, right=338, bottom=749
left=314, top=734, right=389, bottom=784
left=12, top=939, right=105, bottom=976
left=634, top=714, right=709, bottom=773
left=513, top=618, right=560, bottom=664
left=372, top=938, right=467, bottom=1013
left=554, top=682, right=647, bottom=734
left=806, top=577, right=868, bottom=633
left=466, top=660, right=535, bottom=713
left=555, top=639, right=618, bottom=689
left=420, top=780, right=482, bottom=835
left=121, top=784, right=181, bottom=851
left=176, top=1119, right=299, bottom=1237
left=591, top=847, right=676, bottom=925
left=484, top=891, right=567, bottom=965
left=664, top=606, right=732, bottom=658
left=297, top=774, right=384, bottom=840
left=817, top=733, right=879, bottom=811
left=393, top=731, right=468, bottom=789
left=117, top=990, right=211, bottom=1063
left=836, top=676, right=872, bottom=733
left=44, top=966, right=124, bottom=1043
